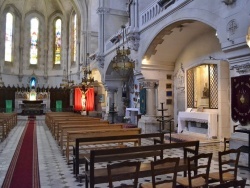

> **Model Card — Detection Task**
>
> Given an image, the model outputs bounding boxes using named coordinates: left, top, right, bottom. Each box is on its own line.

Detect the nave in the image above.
left=0, top=116, right=249, bottom=188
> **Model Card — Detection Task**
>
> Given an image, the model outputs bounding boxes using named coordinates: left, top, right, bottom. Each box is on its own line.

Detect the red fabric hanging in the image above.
left=74, top=88, right=82, bottom=111
left=86, top=88, right=94, bottom=111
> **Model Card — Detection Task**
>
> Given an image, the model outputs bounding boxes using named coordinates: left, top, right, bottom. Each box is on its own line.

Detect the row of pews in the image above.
left=45, top=112, right=203, bottom=188
left=45, top=112, right=142, bottom=165
left=0, top=113, right=18, bottom=141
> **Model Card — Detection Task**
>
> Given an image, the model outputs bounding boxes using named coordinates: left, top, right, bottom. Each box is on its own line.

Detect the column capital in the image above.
left=106, top=87, right=118, bottom=93
left=127, top=31, right=140, bottom=51
left=141, top=80, right=159, bottom=89
left=97, top=7, right=110, bottom=15
left=96, top=54, right=105, bottom=69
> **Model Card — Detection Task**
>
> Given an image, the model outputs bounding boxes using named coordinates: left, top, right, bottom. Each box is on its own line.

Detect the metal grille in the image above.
left=186, top=64, right=218, bottom=109
left=187, top=69, right=194, bottom=108
left=209, top=64, right=218, bottom=108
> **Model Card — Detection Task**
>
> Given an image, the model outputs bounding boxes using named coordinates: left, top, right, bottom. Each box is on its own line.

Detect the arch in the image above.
left=24, top=10, right=45, bottom=68
left=1, top=4, right=21, bottom=66
left=48, top=11, right=64, bottom=69
left=54, top=18, right=62, bottom=65
left=139, top=8, right=222, bottom=62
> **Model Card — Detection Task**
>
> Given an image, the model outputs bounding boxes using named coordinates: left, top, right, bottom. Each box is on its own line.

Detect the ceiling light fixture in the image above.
left=111, top=25, right=135, bottom=78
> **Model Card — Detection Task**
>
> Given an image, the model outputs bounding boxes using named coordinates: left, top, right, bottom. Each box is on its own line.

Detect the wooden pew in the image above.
left=49, top=117, right=103, bottom=137
left=0, top=113, right=17, bottom=141
left=66, top=128, right=142, bottom=164
left=59, top=123, right=124, bottom=152
left=45, top=112, right=78, bottom=125
left=45, top=112, right=87, bottom=130
left=74, top=133, right=165, bottom=176
left=83, top=140, right=199, bottom=188
left=55, top=120, right=109, bottom=141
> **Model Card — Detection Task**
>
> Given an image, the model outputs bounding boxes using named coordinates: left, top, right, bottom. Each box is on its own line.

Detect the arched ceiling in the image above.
left=3, top=0, right=76, bottom=16
left=144, top=20, right=216, bottom=68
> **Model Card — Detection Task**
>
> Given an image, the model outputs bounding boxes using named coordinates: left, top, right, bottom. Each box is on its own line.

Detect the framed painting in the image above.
left=166, top=84, right=172, bottom=89
left=166, top=99, right=172, bottom=105
left=166, top=74, right=172, bottom=80
left=166, top=91, right=172, bottom=97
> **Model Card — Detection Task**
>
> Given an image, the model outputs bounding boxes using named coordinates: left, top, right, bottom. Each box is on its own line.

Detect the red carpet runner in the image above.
left=2, top=118, right=40, bottom=188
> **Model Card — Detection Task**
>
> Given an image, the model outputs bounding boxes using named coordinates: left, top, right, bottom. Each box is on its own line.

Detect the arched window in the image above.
left=30, top=18, right=39, bottom=65
left=54, top=18, right=62, bottom=64
left=71, top=12, right=77, bottom=63
left=5, top=12, right=14, bottom=62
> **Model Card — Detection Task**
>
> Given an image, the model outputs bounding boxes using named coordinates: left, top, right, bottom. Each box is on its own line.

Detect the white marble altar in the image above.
left=178, top=109, right=218, bottom=138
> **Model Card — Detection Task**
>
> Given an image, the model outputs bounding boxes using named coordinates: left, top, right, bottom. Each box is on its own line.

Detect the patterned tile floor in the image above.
left=0, top=116, right=249, bottom=187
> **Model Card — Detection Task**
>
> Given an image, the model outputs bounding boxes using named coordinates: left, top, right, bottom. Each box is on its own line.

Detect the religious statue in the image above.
left=202, top=83, right=209, bottom=98
left=81, top=92, right=86, bottom=111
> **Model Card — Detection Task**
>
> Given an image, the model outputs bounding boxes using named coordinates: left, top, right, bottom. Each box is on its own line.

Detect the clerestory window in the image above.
left=5, top=12, right=14, bottom=62
left=54, top=18, right=62, bottom=65
left=30, top=18, right=39, bottom=65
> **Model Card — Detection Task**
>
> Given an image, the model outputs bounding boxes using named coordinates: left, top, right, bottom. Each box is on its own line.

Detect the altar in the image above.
left=15, top=90, right=50, bottom=114
left=178, top=109, right=218, bottom=138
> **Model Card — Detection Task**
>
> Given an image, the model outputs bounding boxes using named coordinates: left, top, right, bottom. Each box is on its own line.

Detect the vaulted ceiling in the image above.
left=1, top=0, right=76, bottom=16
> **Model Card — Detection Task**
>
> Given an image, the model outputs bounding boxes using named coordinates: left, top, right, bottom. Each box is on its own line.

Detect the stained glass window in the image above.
left=30, top=18, right=39, bottom=65
left=54, top=19, right=62, bottom=64
left=71, top=13, right=77, bottom=63
left=5, top=13, right=13, bottom=62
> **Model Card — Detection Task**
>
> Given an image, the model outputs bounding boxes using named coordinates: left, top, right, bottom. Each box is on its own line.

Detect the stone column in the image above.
left=141, top=80, right=158, bottom=116
left=138, top=80, right=159, bottom=133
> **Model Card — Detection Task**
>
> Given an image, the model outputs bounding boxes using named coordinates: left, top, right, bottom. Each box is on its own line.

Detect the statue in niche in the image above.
left=202, top=83, right=209, bottom=98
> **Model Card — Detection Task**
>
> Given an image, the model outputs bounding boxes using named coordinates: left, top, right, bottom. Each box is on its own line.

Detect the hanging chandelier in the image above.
left=111, top=25, right=135, bottom=77
left=60, top=70, right=74, bottom=88
left=81, top=53, right=94, bottom=89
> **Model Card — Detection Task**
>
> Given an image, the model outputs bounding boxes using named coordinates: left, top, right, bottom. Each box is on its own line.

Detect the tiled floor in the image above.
left=0, top=116, right=249, bottom=187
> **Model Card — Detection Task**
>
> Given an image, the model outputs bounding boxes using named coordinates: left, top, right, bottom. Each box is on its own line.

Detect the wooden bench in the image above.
left=59, top=124, right=124, bottom=152
left=50, top=117, right=102, bottom=135
left=66, top=128, right=142, bottom=164
left=74, top=133, right=165, bottom=176
left=45, top=112, right=80, bottom=127
left=0, top=113, right=17, bottom=141
left=45, top=112, right=96, bottom=131
left=55, top=120, right=109, bottom=141
left=83, top=140, right=199, bottom=188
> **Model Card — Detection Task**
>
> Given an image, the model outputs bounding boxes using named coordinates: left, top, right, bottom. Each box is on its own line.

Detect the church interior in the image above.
left=0, top=0, right=250, bottom=187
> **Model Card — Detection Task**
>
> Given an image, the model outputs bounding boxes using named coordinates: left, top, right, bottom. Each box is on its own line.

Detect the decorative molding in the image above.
left=230, top=62, right=250, bottom=74
left=141, top=80, right=159, bottom=89
left=127, top=31, right=140, bottom=51
left=97, top=7, right=110, bottom=15
left=96, top=55, right=105, bottom=69
left=227, top=19, right=238, bottom=35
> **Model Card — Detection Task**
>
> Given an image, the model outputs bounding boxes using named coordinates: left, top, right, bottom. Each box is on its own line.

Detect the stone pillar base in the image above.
left=138, top=115, right=159, bottom=133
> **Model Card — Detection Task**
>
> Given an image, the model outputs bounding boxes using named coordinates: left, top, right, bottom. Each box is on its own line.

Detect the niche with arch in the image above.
left=186, top=64, right=218, bottom=109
